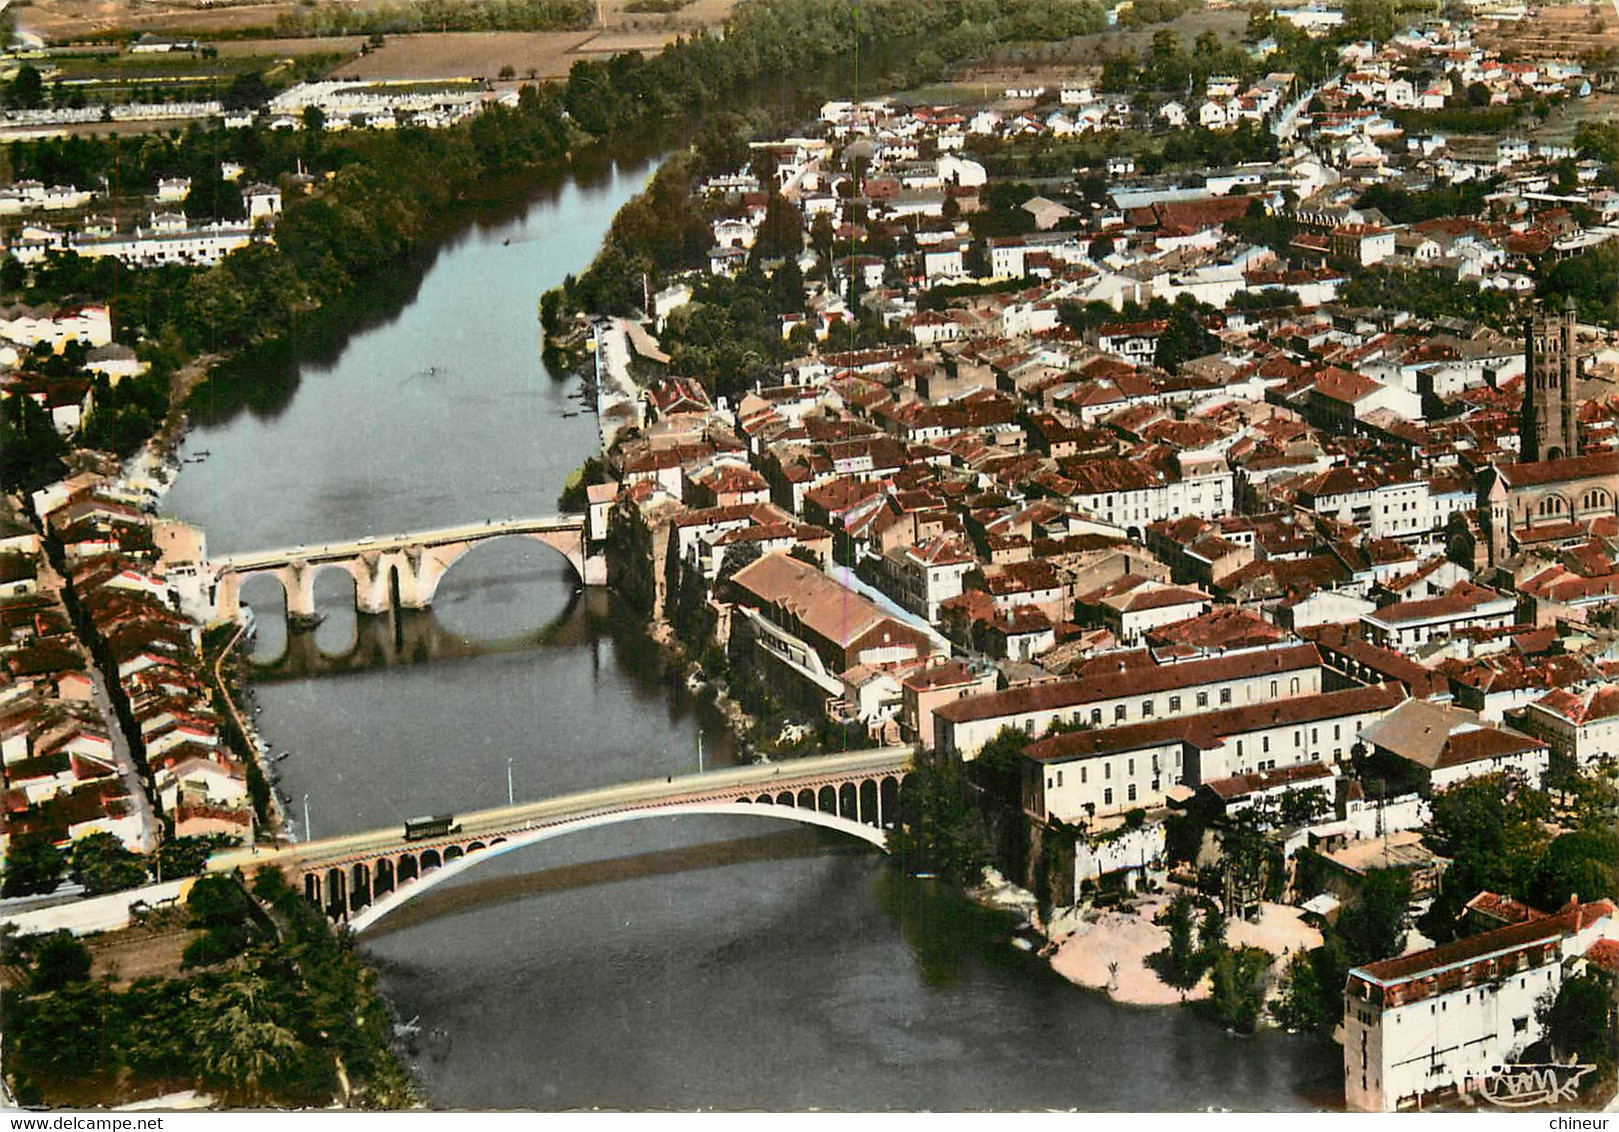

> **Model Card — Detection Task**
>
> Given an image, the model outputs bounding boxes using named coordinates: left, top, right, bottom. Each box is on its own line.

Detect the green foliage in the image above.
left=7, top=65, right=43, bottom=110
left=1390, top=103, right=1524, bottom=135
left=1540, top=242, right=1619, bottom=325
left=0, top=865, right=416, bottom=1107
left=1341, top=268, right=1518, bottom=329
left=69, top=832, right=148, bottom=896
left=78, top=370, right=169, bottom=458
left=1530, top=829, right=1619, bottom=913
left=1217, top=811, right=1274, bottom=917
left=1336, top=867, right=1411, bottom=965
left=30, top=933, right=93, bottom=993
left=1540, top=974, right=1613, bottom=1068
left=557, top=454, right=609, bottom=512
left=0, top=391, right=68, bottom=492
left=1228, top=287, right=1302, bottom=311
left=1, top=832, right=65, bottom=897
left=1354, top=180, right=1489, bottom=225
left=1209, top=945, right=1272, bottom=1033
left=1117, top=0, right=1202, bottom=26
left=1577, top=120, right=1619, bottom=165
left=1154, top=296, right=1219, bottom=373
left=1418, top=774, right=1553, bottom=942
left=272, top=0, right=591, bottom=36
left=1149, top=891, right=1209, bottom=995
left=973, top=726, right=1030, bottom=809
left=1343, top=0, right=1397, bottom=42
left=1272, top=948, right=1330, bottom=1033
left=888, top=751, right=992, bottom=884
left=1200, top=901, right=1227, bottom=954
left=1163, top=811, right=1205, bottom=865
left=155, top=835, right=234, bottom=880
left=753, top=192, right=804, bottom=261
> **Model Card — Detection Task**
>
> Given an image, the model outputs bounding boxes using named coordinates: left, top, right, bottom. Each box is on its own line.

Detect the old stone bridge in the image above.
left=207, top=746, right=915, bottom=932
left=209, top=515, right=591, bottom=621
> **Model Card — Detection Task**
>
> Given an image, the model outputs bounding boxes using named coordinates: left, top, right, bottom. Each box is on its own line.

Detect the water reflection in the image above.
left=245, top=598, right=590, bottom=681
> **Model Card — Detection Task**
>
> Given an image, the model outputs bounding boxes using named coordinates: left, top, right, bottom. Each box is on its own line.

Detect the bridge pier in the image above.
left=283, top=561, right=318, bottom=623
left=210, top=517, right=591, bottom=625
left=354, top=555, right=393, bottom=616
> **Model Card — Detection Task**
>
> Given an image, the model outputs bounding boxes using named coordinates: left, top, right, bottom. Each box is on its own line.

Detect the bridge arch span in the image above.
left=407, top=529, right=587, bottom=609
left=344, top=801, right=887, bottom=934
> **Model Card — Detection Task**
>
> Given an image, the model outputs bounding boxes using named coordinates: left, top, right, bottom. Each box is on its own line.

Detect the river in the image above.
left=160, top=146, right=1342, bottom=1111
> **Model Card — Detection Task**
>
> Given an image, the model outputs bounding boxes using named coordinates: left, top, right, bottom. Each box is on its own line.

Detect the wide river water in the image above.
left=161, top=146, right=1342, bottom=1111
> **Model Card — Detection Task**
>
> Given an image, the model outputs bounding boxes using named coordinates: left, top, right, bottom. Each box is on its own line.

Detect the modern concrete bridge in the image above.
left=210, top=515, right=590, bottom=621
left=207, top=746, right=915, bottom=932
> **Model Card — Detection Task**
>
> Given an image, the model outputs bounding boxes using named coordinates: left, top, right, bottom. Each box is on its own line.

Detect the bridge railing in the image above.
left=212, top=515, right=588, bottom=572
left=208, top=745, right=914, bottom=875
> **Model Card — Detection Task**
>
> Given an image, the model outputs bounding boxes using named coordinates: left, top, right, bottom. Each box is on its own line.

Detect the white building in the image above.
left=1523, top=684, right=1619, bottom=769
left=935, top=642, right=1324, bottom=759
left=1344, top=900, right=1617, bottom=1112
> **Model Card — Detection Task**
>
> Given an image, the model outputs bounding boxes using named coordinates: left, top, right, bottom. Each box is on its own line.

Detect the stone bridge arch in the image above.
left=406, top=529, right=588, bottom=609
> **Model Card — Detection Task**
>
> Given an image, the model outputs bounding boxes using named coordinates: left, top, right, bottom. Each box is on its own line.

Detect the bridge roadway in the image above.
left=207, top=745, right=916, bottom=927
left=211, top=515, right=586, bottom=573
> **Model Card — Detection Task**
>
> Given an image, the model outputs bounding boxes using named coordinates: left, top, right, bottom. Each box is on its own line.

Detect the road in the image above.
left=85, top=662, right=160, bottom=854
left=211, top=514, right=586, bottom=572
left=207, top=745, right=914, bottom=876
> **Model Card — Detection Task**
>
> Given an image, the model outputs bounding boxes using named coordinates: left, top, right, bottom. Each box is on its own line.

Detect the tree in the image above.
left=1344, top=0, right=1397, bottom=42
left=69, top=832, right=148, bottom=896
left=1154, top=297, right=1218, bottom=373
left=1419, top=774, right=1553, bottom=941
left=222, top=71, right=271, bottom=112
left=7, top=65, right=42, bottom=110
left=2, top=832, right=64, bottom=897
left=1337, top=867, right=1412, bottom=964
left=1154, top=891, right=1206, bottom=996
left=973, top=726, right=1030, bottom=808
left=1539, top=974, right=1613, bottom=1067
left=888, top=751, right=992, bottom=884
left=191, top=966, right=306, bottom=1103
left=753, top=191, right=804, bottom=260
left=156, top=835, right=233, bottom=881
left=1530, top=829, right=1619, bottom=913
left=1272, top=948, right=1331, bottom=1033
left=1218, top=812, right=1273, bottom=919
left=1089, top=234, right=1115, bottom=261
left=30, top=932, right=92, bottom=992
left=1200, top=901, right=1227, bottom=955
left=1210, top=946, right=1272, bottom=1032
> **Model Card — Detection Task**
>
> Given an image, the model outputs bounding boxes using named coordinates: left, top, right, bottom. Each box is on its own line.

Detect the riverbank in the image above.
left=1047, top=890, right=1321, bottom=1010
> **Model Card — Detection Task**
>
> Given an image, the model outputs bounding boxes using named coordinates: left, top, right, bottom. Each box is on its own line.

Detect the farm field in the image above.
left=958, top=6, right=1249, bottom=88
left=16, top=0, right=735, bottom=46
left=332, top=30, right=606, bottom=81
left=1476, top=2, right=1619, bottom=59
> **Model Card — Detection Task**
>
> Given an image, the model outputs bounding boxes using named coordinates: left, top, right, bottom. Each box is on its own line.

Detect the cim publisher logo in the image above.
left=1470, top=1062, right=1597, bottom=1108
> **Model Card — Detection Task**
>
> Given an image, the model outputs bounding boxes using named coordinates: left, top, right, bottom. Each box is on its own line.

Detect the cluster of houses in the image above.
left=0, top=492, right=150, bottom=858
left=5, top=179, right=282, bottom=269
left=260, top=80, right=500, bottom=132
left=578, top=8, right=1619, bottom=1110
left=1, top=471, right=254, bottom=871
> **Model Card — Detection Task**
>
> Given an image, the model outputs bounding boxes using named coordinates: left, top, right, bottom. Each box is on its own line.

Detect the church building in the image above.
left=1478, top=297, right=1616, bottom=566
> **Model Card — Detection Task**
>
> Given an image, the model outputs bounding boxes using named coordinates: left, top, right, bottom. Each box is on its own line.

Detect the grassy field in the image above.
left=47, top=51, right=302, bottom=79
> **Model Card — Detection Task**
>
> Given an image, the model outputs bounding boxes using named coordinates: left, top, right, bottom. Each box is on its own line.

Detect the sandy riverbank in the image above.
left=1049, top=890, right=1322, bottom=1007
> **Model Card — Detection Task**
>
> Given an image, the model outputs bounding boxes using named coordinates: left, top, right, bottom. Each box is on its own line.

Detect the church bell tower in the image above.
left=1521, top=296, right=1579, bottom=464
